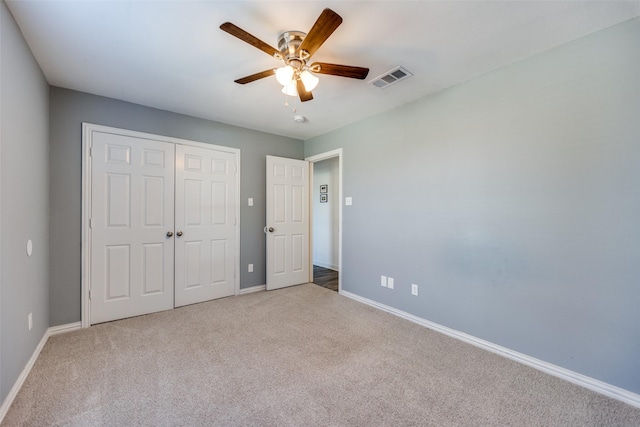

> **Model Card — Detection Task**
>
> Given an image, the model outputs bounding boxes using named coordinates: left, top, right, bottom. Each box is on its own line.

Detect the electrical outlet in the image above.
left=248, top=264, right=254, bottom=273
left=387, top=277, right=394, bottom=289
left=411, top=284, right=419, bottom=296
left=380, top=275, right=387, bottom=287
left=28, top=313, right=33, bottom=331
left=248, top=198, right=253, bottom=206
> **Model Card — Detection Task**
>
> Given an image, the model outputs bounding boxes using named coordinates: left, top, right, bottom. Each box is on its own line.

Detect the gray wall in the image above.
left=1, top=1, right=50, bottom=401
left=49, top=88, right=303, bottom=326
left=305, top=18, right=640, bottom=394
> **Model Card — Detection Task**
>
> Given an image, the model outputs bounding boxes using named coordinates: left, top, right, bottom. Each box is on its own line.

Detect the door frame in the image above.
left=305, top=149, right=343, bottom=293
left=81, top=123, right=241, bottom=328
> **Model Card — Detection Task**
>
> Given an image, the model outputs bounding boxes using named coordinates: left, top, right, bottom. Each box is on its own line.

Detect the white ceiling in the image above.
left=6, top=1, right=640, bottom=140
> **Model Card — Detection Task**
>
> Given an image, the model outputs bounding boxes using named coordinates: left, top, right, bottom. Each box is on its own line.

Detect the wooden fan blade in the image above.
left=298, top=9, right=342, bottom=58
left=234, top=69, right=276, bottom=85
left=310, top=63, right=369, bottom=80
left=220, top=22, right=280, bottom=58
left=297, top=79, right=313, bottom=102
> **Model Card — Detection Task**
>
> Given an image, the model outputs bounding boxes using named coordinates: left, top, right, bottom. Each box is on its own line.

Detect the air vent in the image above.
left=369, top=66, right=413, bottom=89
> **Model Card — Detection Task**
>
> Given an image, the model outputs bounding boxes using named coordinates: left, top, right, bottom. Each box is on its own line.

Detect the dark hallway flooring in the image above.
left=312, top=266, right=338, bottom=292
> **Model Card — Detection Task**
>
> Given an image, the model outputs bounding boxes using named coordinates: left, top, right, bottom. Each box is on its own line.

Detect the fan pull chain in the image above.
left=284, top=94, right=298, bottom=113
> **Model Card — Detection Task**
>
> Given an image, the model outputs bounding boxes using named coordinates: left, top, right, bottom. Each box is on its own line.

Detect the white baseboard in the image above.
left=341, top=290, right=640, bottom=409
left=238, top=285, right=265, bottom=295
left=49, top=321, right=82, bottom=336
left=0, top=322, right=81, bottom=423
left=313, top=261, right=339, bottom=271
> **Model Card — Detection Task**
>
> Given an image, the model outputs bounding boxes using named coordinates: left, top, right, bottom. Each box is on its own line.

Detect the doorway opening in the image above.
left=306, top=149, right=342, bottom=293
left=313, top=265, right=338, bottom=292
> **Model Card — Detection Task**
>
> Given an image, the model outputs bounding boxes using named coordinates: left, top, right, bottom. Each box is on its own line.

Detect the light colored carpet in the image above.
left=3, top=284, right=640, bottom=426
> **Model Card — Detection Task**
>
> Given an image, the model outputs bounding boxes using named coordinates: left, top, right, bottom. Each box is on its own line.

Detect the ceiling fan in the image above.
left=220, top=8, right=369, bottom=102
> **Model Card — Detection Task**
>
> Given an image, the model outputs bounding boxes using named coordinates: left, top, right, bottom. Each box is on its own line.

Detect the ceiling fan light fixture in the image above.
left=276, top=65, right=294, bottom=86
left=221, top=8, right=368, bottom=104
left=300, top=70, right=319, bottom=91
left=281, top=81, right=298, bottom=96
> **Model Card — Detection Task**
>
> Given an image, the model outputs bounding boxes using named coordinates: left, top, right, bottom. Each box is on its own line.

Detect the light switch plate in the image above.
left=345, top=197, right=353, bottom=206
left=248, top=198, right=253, bottom=206
left=387, top=277, right=394, bottom=289
left=380, top=275, right=387, bottom=287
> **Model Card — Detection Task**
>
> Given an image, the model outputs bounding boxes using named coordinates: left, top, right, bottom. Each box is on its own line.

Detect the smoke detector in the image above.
left=293, top=115, right=306, bottom=123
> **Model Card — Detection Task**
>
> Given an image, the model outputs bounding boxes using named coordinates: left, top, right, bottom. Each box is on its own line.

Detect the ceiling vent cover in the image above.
left=369, top=66, right=413, bottom=89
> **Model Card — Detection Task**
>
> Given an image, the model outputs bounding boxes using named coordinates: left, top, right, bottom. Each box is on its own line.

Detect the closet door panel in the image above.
left=90, top=133, right=175, bottom=324
left=175, top=145, right=237, bottom=307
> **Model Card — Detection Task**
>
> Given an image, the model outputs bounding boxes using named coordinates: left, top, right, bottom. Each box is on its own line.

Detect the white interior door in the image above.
left=266, top=155, right=310, bottom=290
left=90, top=132, right=175, bottom=324
left=174, top=144, right=237, bottom=307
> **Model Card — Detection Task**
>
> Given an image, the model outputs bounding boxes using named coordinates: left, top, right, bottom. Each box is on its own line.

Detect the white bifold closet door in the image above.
left=90, top=131, right=236, bottom=324
left=90, top=133, right=176, bottom=324
left=174, top=145, right=236, bottom=307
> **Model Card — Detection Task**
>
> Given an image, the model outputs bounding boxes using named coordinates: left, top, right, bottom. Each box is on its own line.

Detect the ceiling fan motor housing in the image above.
left=278, top=31, right=308, bottom=67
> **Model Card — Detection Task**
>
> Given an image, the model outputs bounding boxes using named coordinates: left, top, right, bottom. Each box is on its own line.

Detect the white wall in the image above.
left=312, top=157, right=339, bottom=270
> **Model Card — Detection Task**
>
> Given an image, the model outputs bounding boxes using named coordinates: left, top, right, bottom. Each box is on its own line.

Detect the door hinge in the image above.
left=89, top=218, right=93, bottom=228
left=89, top=289, right=92, bottom=300
left=89, top=146, right=92, bottom=157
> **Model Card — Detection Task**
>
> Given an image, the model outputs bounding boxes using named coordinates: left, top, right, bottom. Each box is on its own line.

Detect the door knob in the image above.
left=268, top=227, right=274, bottom=233
left=166, top=231, right=173, bottom=237
left=176, top=231, right=183, bottom=237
